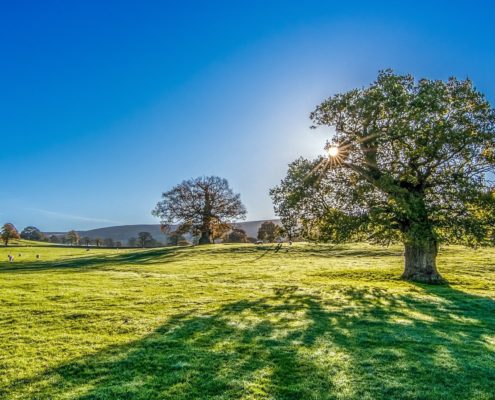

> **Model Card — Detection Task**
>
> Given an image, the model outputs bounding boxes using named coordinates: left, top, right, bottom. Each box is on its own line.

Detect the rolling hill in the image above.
left=45, top=220, right=280, bottom=245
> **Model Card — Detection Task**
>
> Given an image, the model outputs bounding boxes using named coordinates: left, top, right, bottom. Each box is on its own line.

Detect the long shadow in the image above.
left=0, top=248, right=185, bottom=273
left=0, top=244, right=403, bottom=274
left=5, top=285, right=494, bottom=399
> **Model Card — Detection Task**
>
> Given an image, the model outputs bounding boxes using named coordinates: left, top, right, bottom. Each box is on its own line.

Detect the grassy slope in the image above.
left=0, top=243, right=494, bottom=400
left=4, top=239, right=58, bottom=247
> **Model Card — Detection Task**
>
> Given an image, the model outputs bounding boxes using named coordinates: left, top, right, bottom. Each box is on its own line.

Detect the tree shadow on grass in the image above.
left=0, top=248, right=185, bottom=273
left=0, top=244, right=403, bottom=274
left=5, top=285, right=495, bottom=399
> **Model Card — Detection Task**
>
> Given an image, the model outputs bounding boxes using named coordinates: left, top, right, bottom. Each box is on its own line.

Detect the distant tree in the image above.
left=94, top=237, right=103, bottom=247
left=103, top=238, right=115, bottom=247
left=115, top=241, right=122, bottom=248
left=138, top=232, right=154, bottom=248
left=167, top=231, right=186, bottom=246
left=49, top=235, right=60, bottom=244
left=82, top=236, right=92, bottom=247
left=128, top=237, right=138, bottom=247
left=224, top=228, right=248, bottom=243
left=66, top=230, right=80, bottom=246
left=1, top=223, right=20, bottom=246
left=246, top=237, right=258, bottom=244
left=153, top=176, right=246, bottom=245
left=257, top=221, right=280, bottom=243
left=20, top=226, right=45, bottom=241
left=272, top=70, right=495, bottom=283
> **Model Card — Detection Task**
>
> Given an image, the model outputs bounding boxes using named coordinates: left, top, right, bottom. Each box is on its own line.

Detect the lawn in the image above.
left=0, top=243, right=494, bottom=399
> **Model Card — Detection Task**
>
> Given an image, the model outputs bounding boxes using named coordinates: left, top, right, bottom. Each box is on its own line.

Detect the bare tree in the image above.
left=153, top=176, right=246, bottom=245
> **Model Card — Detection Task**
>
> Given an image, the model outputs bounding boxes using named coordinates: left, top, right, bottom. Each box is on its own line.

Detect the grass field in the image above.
left=0, top=243, right=494, bottom=399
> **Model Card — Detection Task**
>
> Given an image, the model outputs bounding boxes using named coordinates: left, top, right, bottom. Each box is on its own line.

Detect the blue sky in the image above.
left=1, top=0, right=494, bottom=231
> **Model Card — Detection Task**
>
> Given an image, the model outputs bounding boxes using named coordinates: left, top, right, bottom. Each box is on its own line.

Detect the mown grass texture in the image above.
left=0, top=243, right=494, bottom=399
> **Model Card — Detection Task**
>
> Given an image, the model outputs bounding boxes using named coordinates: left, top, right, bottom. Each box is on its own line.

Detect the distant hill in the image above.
left=45, top=220, right=280, bottom=245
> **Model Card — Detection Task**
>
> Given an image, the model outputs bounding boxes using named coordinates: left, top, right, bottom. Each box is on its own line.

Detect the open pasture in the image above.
left=0, top=243, right=494, bottom=399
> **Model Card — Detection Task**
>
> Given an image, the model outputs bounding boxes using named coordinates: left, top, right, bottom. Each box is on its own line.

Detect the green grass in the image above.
left=0, top=243, right=494, bottom=399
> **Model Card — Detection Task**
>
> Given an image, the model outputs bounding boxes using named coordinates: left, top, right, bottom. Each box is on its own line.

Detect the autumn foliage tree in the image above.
left=272, top=70, right=495, bottom=284
left=1, top=223, right=20, bottom=246
left=153, top=176, right=246, bottom=245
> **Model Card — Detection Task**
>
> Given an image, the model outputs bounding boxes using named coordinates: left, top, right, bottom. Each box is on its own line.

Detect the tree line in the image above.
left=1, top=221, right=285, bottom=248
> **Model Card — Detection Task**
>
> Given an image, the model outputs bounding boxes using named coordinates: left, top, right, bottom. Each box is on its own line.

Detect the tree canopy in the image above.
left=224, top=228, right=248, bottom=243
left=20, top=226, right=45, bottom=241
left=67, top=230, right=80, bottom=246
left=1, top=223, right=20, bottom=246
left=271, top=70, right=495, bottom=283
left=138, top=232, right=155, bottom=248
left=153, top=176, right=246, bottom=245
left=257, top=221, right=281, bottom=243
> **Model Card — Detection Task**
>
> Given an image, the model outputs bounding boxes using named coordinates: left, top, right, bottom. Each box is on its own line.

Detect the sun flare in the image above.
left=327, top=146, right=339, bottom=157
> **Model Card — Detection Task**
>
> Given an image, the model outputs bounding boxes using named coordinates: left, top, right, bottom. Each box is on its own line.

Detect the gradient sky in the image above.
left=1, top=0, right=494, bottom=231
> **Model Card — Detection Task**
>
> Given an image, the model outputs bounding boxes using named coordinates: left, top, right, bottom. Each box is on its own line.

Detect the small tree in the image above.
left=49, top=235, right=60, bottom=244
left=94, top=237, right=103, bottom=247
left=153, top=176, right=246, bottom=245
left=66, top=230, right=80, bottom=246
left=1, top=223, right=20, bottom=246
left=257, top=221, right=280, bottom=243
left=103, top=238, right=115, bottom=247
left=167, top=231, right=186, bottom=246
left=224, top=228, right=248, bottom=243
left=128, top=237, right=138, bottom=247
left=20, top=226, right=45, bottom=241
left=272, top=70, right=495, bottom=283
left=82, top=236, right=92, bottom=247
left=138, top=232, right=154, bottom=248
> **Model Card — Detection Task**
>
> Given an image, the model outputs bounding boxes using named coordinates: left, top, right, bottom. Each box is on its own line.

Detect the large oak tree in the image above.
left=153, top=176, right=246, bottom=245
left=271, top=71, right=495, bottom=283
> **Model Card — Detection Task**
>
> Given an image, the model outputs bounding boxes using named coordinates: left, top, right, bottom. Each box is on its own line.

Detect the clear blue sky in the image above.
left=1, top=0, right=494, bottom=231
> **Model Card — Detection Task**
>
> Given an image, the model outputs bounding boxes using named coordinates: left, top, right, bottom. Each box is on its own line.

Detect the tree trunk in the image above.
left=401, top=239, right=444, bottom=284
left=198, top=230, right=212, bottom=245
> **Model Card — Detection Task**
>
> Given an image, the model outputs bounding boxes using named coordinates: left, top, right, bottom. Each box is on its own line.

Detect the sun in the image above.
left=327, top=146, right=339, bottom=157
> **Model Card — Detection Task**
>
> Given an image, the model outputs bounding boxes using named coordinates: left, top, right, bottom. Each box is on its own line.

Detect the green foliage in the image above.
left=138, top=232, right=157, bottom=248
left=167, top=231, right=186, bottom=246
left=274, top=71, right=495, bottom=248
left=66, top=230, right=80, bottom=246
left=273, top=71, right=495, bottom=283
left=103, top=237, right=115, bottom=247
left=257, top=221, right=281, bottom=243
left=223, top=228, right=248, bottom=243
left=49, top=235, right=60, bottom=244
left=317, top=70, right=495, bottom=245
left=271, top=157, right=372, bottom=244
left=0, top=243, right=494, bottom=399
left=20, top=226, right=45, bottom=241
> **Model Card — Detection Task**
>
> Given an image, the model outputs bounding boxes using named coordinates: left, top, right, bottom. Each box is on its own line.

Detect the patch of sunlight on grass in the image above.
left=402, top=309, right=437, bottom=322
left=0, top=243, right=494, bottom=399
